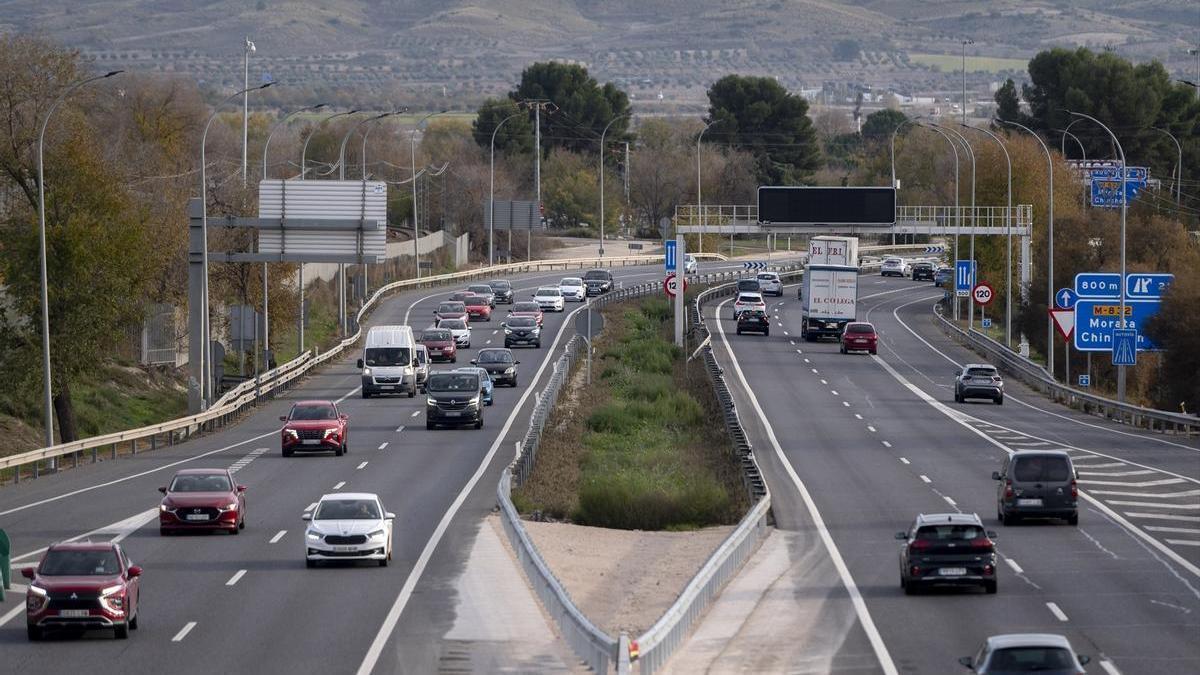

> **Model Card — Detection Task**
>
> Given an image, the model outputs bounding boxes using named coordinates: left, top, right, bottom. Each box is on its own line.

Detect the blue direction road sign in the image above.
left=1125, top=273, right=1173, bottom=300
left=1075, top=273, right=1121, bottom=299
left=1112, top=328, right=1137, bottom=366
left=955, top=260, right=975, bottom=297
left=1055, top=287, right=1078, bottom=310
left=664, top=239, right=677, bottom=272
left=1074, top=300, right=1162, bottom=352
left=982, top=318, right=992, bottom=329
left=1078, top=374, right=1090, bottom=388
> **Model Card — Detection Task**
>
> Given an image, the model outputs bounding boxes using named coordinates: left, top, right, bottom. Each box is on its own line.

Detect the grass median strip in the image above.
left=514, top=296, right=746, bottom=531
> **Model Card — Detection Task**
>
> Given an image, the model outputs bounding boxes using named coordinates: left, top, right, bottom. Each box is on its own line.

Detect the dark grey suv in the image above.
left=425, top=372, right=484, bottom=430
left=994, top=451, right=1079, bottom=525
left=955, top=364, right=1004, bottom=404
left=472, top=348, right=519, bottom=387
left=897, top=513, right=998, bottom=595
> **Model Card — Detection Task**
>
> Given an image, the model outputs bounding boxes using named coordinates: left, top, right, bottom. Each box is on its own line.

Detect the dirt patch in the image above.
left=521, top=519, right=734, bottom=637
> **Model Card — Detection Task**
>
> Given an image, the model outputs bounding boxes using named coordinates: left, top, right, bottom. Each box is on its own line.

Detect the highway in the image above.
left=0, top=259, right=752, bottom=674
left=683, top=274, right=1200, bottom=674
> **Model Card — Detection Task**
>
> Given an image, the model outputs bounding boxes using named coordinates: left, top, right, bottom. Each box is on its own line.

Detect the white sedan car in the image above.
left=303, top=493, right=394, bottom=567
left=881, top=257, right=909, bottom=277
left=559, top=277, right=586, bottom=302
left=534, top=286, right=565, bottom=312
left=437, top=318, right=472, bottom=348
left=733, top=292, right=766, bottom=320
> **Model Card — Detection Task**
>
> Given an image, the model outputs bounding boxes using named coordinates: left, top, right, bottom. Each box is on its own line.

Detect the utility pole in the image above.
left=242, top=38, right=255, bottom=187
left=961, top=39, right=973, bottom=127
left=520, top=100, right=554, bottom=255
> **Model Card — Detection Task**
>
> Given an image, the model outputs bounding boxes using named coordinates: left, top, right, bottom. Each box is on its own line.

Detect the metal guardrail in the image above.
left=934, top=306, right=1200, bottom=435
left=2, top=252, right=730, bottom=483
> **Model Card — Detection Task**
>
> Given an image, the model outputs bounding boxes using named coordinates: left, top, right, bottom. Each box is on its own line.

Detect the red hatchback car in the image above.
left=420, top=327, right=458, bottom=363
left=434, top=301, right=468, bottom=324
left=508, top=301, right=544, bottom=327
left=464, top=295, right=493, bottom=322
left=280, top=400, right=349, bottom=457
left=159, top=468, right=246, bottom=535
left=840, top=322, right=878, bottom=355
left=24, top=541, right=142, bottom=641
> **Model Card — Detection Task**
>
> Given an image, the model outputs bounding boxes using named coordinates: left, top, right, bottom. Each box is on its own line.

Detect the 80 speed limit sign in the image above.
left=971, top=282, right=995, bottom=306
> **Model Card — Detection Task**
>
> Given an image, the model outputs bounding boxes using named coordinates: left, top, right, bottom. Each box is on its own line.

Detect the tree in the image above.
left=833, top=39, right=860, bottom=62
left=993, top=78, right=1026, bottom=125
left=472, top=97, right=533, bottom=155
left=507, top=62, right=632, bottom=155
left=705, top=74, right=821, bottom=185
left=628, top=119, right=693, bottom=233
left=860, top=109, right=908, bottom=141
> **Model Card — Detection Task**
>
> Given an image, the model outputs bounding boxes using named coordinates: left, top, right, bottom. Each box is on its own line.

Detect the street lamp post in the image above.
left=599, top=113, right=632, bottom=257
left=199, top=82, right=274, bottom=408
left=332, top=112, right=390, bottom=335
left=930, top=123, right=976, bottom=328
left=1001, top=119, right=1056, bottom=378
left=299, top=110, right=360, bottom=180
left=1149, top=127, right=1182, bottom=205
left=489, top=111, right=524, bottom=266
left=411, top=111, right=448, bottom=278
left=696, top=119, right=722, bottom=256
left=35, top=69, right=122, bottom=449
left=242, top=38, right=256, bottom=187
left=959, top=123, right=1014, bottom=348
left=1069, top=111, right=1130, bottom=401
left=961, top=39, right=973, bottom=126
left=921, top=124, right=961, bottom=320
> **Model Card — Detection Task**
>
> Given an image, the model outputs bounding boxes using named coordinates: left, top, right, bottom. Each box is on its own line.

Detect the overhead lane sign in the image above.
left=955, top=260, right=975, bottom=298
left=1071, top=272, right=1173, bottom=353
left=664, top=240, right=677, bottom=272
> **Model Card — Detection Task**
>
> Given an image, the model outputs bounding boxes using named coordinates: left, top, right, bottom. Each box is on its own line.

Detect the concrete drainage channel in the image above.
left=496, top=267, right=790, bottom=674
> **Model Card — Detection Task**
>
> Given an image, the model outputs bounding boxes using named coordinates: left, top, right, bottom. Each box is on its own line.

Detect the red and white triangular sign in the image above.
left=1049, top=309, right=1075, bottom=341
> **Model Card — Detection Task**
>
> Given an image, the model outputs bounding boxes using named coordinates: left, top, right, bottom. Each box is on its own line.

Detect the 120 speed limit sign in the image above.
left=972, top=282, right=995, bottom=306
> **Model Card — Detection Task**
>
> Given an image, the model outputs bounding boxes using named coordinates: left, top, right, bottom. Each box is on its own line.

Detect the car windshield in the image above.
left=469, top=285, right=492, bottom=293
left=169, top=474, right=232, bottom=492
left=513, top=303, right=540, bottom=313
left=478, top=350, right=513, bottom=364
left=438, top=303, right=464, bottom=314
left=365, top=347, right=410, bottom=367
left=426, top=373, right=480, bottom=392
left=537, top=288, right=561, bottom=297
left=465, top=296, right=487, bottom=306
left=987, top=647, right=1076, bottom=672
left=584, top=270, right=609, bottom=280
left=422, top=329, right=451, bottom=342
left=314, top=499, right=380, bottom=520
left=441, top=320, right=467, bottom=330
left=561, top=278, right=582, bottom=286
left=1012, top=456, right=1072, bottom=482
left=40, top=549, right=121, bottom=576
left=847, top=324, right=874, bottom=334
left=737, top=294, right=763, bottom=303
left=915, top=524, right=986, bottom=541
left=489, top=280, right=511, bottom=290
left=966, top=367, right=998, bottom=377
left=291, top=404, right=337, bottom=420
left=757, top=274, right=778, bottom=281
left=507, top=317, right=536, bottom=328
left=737, top=280, right=759, bottom=290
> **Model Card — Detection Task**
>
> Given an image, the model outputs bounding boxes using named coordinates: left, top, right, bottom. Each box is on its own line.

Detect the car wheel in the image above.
left=954, top=392, right=963, bottom=403
left=984, top=580, right=998, bottom=594
left=379, top=557, right=389, bottom=567
left=282, top=447, right=293, bottom=457
left=306, top=559, right=316, bottom=569
left=130, top=613, right=139, bottom=630
left=28, top=625, right=42, bottom=641
left=426, top=420, right=435, bottom=430
left=451, top=355, right=457, bottom=363
left=1001, top=511, right=1017, bottom=526
left=511, top=377, right=518, bottom=387
left=764, top=330, right=769, bottom=336
left=840, top=345, right=846, bottom=354
left=995, top=395, right=1003, bottom=405
left=408, top=385, right=416, bottom=398
left=114, top=623, right=129, bottom=640
left=736, top=329, right=742, bottom=335
left=239, top=518, right=246, bottom=530
left=475, top=418, right=483, bottom=430
left=904, top=581, right=918, bottom=596
left=870, top=348, right=877, bottom=355
left=334, top=445, right=344, bottom=457
left=362, top=390, right=371, bottom=399
left=535, top=341, right=541, bottom=348
left=230, top=522, right=239, bottom=535
left=1067, top=513, right=1079, bottom=526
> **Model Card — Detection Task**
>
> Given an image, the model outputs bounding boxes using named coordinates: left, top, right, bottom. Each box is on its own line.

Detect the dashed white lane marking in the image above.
left=804, top=358, right=811, bottom=363
left=411, top=410, right=422, bottom=417
left=226, top=570, right=247, bottom=586
left=1166, top=539, right=1200, bottom=547
left=831, top=390, right=839, bottom=395
left=172, top=621, right=198, bottom=642
left=485, top=339, right=491, bottom=345
left=790, top=340, right=796, bottom=346
left=396, top=425, right=405, bottom=433
left=899, top=457, right=910, bottom=465
left=854, top=414, right=863, bottom=420
left=1124, top=512, right=1200, bottom=523
left=1098, top=660, right=1121, bottom=675
left=882, top=441, right=892, bottom=448
left=1004, top=557, right=1024, bottom=574
left=492, top=330, right=498, bottom=335
left=920, top=475, right=932, bottom=483
left=811, top=368, right=818, bottom=374
left=867, top=425, right=877, bottom=433
left=333, top=481, right=346, bottom=490
left=228, top=448, right=270, bottom=474
left=356, top=461, right=369, bottom=470
left=378, top=442, right=389, bottom=450
left=269, top=530, right=287, bottom=544
left=1108, top=500, right=1200, bottom=510
left=1146, top=526, right=1200, bottom=535
left=943, top=495, right=957, bottom=507
left=304, top=502, right=317, bottom=512
left=820, top=379, right=828, bottom=385
left=1046, top=602, right=1069, bottom=622
left=843, top=401, right=851, bottom=407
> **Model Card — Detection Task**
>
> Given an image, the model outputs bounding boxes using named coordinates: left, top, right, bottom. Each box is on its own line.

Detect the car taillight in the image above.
left=983, top=564, right=994, bottom=576
left=910, top=565, right=921, bottom=577
left=970, top=538, right=995, bottom=552
left=992, top=377, right=1002, bottom=383
left=1004, top=480, right=1014, bottom=499
left=910, top=539, right=932, bottom=551
left=1070, top=479, right=1078, bottom=500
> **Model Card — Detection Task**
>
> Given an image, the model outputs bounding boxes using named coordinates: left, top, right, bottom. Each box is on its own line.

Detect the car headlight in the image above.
left=160, top=503, right=175, bottom=513
left=504, top=328, right=512, bottom=334
left=368, top=529, right=387, bottom=540
left=306, top=530, right=322, bottom=541
left=221, top=502, right=239, bottom=511
left=468, top=396, right=481, bottom=407
left=324, top=427, right=338, bottom=438
left=101, top=584, right=124, bottom=598
left=427, top=397, right=438, bottom=406
left=29, top=584, right=47, bottom=597
left=284, top=428, right=299, bottom=439
left=363, top=367, right=372, bottom=376
left=532, top=327, right=541, bottom=335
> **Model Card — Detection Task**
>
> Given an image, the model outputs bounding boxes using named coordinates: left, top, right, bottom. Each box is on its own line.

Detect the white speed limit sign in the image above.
left=971, top=281, right=995, bottom=306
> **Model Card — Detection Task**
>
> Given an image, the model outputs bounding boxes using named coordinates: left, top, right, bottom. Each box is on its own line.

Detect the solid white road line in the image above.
left=1046, top=602, right=1069, bottom=622
left=1098, top=660, right=1122, bottom=675
left=0, top=603, right=24, bottom=628
left=712, top=297, right=899, bottom=675
left=356, top=461, right=368, bottom=470
left=1004, top=557, right=1024, bottom=574
left=1146, top=526, right=1200, bottom=535
left=1107, top=500, right=1200, bottom=510
left=1123, top=513, right=1200, bottom=523
left=172, top=621, right=197, bottom=642
left=269, top=530, right=287, bottom=543
left=226, top=570, right=247, bottom=586
left=355, top=299, right=595, bottom=675
left=920, top=475, right=932, bottom=483
left=333, top=481, right=346, bottom=490
left=378, top=442, right=389, bottom=450
left=1165, top=539, right=1200, bottom=547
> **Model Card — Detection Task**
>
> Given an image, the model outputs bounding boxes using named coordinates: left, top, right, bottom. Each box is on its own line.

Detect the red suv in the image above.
left=23, top=541, right=142, bottom=640
left=419, top=327, right=458, bottom=363
left=840, top=322, right=878, bottom=355
left=280, top=400, right=349, bottom=457
left=159, top=468, right=247, bottom=535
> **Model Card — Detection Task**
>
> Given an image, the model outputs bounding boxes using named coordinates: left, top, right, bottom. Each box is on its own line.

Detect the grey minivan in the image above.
left=993, top=451, right=1079, bottom=526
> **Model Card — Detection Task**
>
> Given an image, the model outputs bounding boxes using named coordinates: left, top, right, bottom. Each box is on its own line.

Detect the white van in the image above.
left=358, top=325, right=418, bottom=398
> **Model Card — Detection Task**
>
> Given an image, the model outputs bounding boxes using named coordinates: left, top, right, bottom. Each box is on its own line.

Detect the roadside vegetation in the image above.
left=514, top=297, right=747, bottom=530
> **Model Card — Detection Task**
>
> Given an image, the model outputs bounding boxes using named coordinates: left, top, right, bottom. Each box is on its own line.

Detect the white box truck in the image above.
left=807, top=236, right=859, bottom=268
left=357, top=325, right=418, bottom=398
left=800, top=264, right=859, bottom=341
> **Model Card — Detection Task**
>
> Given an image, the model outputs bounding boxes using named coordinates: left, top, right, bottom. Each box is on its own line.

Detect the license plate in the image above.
left=430, top=349, right=441, bottom=354
left=333, top=546, right=356, bottom=552
left=59, top=609, right=91, bottom=618
left=186, top=514, right=209, bottom=521
left=302, top=439, right=320, bottom=445
left=443, top=411, right=461, bottom=417
left=1017, top=498, right=1043, bottom=507
left=939, top=567, right=967, bottom=576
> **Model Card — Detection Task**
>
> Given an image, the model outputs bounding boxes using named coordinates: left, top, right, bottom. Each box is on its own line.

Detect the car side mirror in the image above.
left=127, top=565, right=143, bottom=578
left=339, top=413, right=349, bottom=421
left=894, top=531, right=907, bottom=540
left=985, top=530, right=998, bottom=539
left=412, top=358, right=419, bottom=367
left=957, top=656, right=973, bottom=669
left=357, top=358, right=364, bottom=369
left=954, top=369, right=961, bottom=376
left=991, top=471, right=1002, bottom=481
left=279, top=415, right=289, bottom=422
left=470, top=359, right=477, bottom=365
left=385, top=512, right=396, bottom=520
left=22, top=567, right=35, bottom=579
left=236, top=485, right=247, bottom=493
left=301, top=513, right=312, bottom=521
left=514, top=361, right=520, bottom=365
left=500, top=322, right=506, bottom=328
left=158, top=486, right=167, bottom=494
left=1077, top=655, right=1090, bottom=666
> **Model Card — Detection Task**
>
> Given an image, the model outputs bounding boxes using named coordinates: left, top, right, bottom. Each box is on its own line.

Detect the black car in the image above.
left=488, top=279, right=514, bottom=304
left=911, top=262, right=936, bottom=281
left=503, top=316, right=542, bottom=348
left=736, top=309, right=770, bottom=336
left=994, top=451, right=1079, bottom=525
left=583, top=269, right=614, bottom=295
left=897, top=513, right=998, bottom=595
left=472, top=348, right=520, bottom=387
left=425, top=371, right=484, bottom=430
